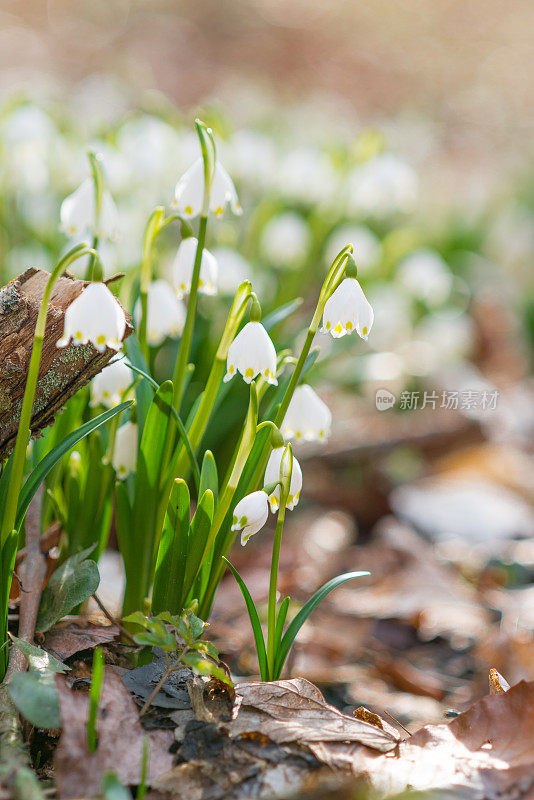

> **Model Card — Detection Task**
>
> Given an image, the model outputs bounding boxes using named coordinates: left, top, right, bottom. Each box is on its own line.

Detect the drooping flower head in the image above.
left=322, top=278, right=374, bottom=340
left=90, top=356, right=133, bottom=408
left=57, top=282, right=126, bottom=353
left=264, top=447, right=303, bottom=512
left=60, top=177, right=120, bottom=240
left=112, top=421, right=138, bottom=479
left=171, top=237, right=218, bottom=298
left=281, top=384, right=332, bottom=443
left=173, top=157, right=242, bottom=219
left=231, top=490, right=270, bottom=546
left=224, top=321, right=277, bottom=386
left=134, top=280, right=186, bottom=347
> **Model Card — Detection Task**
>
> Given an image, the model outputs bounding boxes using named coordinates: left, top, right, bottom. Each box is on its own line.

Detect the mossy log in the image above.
left=0, top=268, right=132, bottom=462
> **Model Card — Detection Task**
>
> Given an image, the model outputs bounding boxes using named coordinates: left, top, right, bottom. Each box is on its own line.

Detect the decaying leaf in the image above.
left=44, top=620, right=119, bottom=660
left=489, top=667, right=510, bottom=695
left=54, top=666, right=174, bottom=799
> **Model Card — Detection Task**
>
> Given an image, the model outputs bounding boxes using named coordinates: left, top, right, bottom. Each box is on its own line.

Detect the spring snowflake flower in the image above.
left=173, top=157, right=242, bottom=219
left=264, top=447, right=303, bottom=512
left=171, top=237, right=218, bottom=298
left=224, top=322, right=277, bottom=385
left=90, top=356, right=133, bottom=408
left=231, top=491, right=269, bottom=546
left=60, top=178, right=120, bottom=240
left=134, top=280, right=186, bottom=347
left=112, top=421, right=137, bottom=479
left=281, top=385, right=332, bottom=443
left=322, top=278, right=374, bottom=340
left=57, top=282, right=126, bottom=353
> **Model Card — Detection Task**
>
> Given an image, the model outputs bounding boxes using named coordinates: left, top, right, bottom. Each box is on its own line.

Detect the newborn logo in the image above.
left=375, top=388, right=396, bottom=411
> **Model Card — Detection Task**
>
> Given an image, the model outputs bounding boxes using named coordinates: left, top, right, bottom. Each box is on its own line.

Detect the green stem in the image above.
left=172, top=214, right=208, bottom=411
left=138, top=207, right=165, bottom=360
left=267, top=504, right=285, bottom=678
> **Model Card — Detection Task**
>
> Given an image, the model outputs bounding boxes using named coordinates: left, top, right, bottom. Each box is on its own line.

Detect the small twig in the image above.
left=91, top=593, right=137, bottom=645
left=6, top=487, right=46, bottom=680
left=139, top=654, right=188, bottom=716
left=383, top=709, right=412, bottom=737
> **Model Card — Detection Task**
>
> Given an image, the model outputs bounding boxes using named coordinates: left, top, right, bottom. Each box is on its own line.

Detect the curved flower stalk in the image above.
left=173, top=157, right=242, bottom=219
left=90, top=356, right=134, bottom=408
left=281, top=384, right=332, bottom=443
left=321, top=277, right=374, bottom=340
left=112, top=421, right=138, bottom=479
left=57, top=282, right=126, bottom=353
left=224, top=321, right=278, bottom=385
left=172, top=236, right=218, bottom=297
left=264, top=447, right=302, bottom=511
left=231, top=490, right=269, bottom=545
left=134, top=279, right=186, bottom=346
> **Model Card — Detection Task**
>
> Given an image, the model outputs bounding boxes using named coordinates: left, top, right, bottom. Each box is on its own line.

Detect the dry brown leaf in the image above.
left=231, top=678, right=399, bottom=752
left=352, top=680, right=534, bottom=797
left=43, top=620, right=119, bottom=660
left=54, top=666, right=174, bottom=799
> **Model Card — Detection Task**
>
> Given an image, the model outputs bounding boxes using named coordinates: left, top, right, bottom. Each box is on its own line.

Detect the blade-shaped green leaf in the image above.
left=274, top=571, right=370, bottom=679
left=223, top=558, right=268, bottom=680
left=16, top=401, right=131, bottom=532
left=262, top=297, right=303, bottom=332
left=183, top=489, right=214, bottom=600
left=151, top=479, right=191, bottom=615
left=37, top=546, right=101, bottom=632
left=9, top=671, right=61, bottom=729
left=274, top=596, right=290, bottom=657
left=199, top=450, right=218, bottom=503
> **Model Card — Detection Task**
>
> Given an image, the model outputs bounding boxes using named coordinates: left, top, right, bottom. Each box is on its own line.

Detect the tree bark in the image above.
left=0, top=268, right=132, bottom=462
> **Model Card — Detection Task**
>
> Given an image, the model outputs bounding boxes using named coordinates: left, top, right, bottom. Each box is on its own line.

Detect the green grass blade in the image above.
left=16, top=401, right=131, bottom=532
left=262, top=298, right=303, bottom=332
left=87, top=647, right=105, bottom=753
left=199, top=450, right=218, bottom=503
left=183, top=489, right=214, bottom=599
left=223, top=557, right=268, bottom=680
left=274, top=571, right=370, bottom=679
left=274, top=595, right=290, bottom=660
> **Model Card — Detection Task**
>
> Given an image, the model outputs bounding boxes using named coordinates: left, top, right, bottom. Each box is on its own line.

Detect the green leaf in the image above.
left=274, top=596, right=290, bottom=655
left=122, top=611, right=150, bottom=629
left=16, top=402, right=131, bottom=532
left=151, top=479, right=191, bottom=615
left=36, top=547, right=101, bottom=632
left=9, top=635, right=69, bottom=674
left=199, top=450, right=218, bottom=503
left=262, top=297, right=303, bottom=332
left=183, top=489, right=214, bottom=600
left=102, top=772, right=133, bottom=800
left=274, top=571, right=370, bottom=679
left=87, top=647, right=105, bottom=753
left=223, top=558, right=268, bottom=680
left=9, top=671, right=61, bottom=729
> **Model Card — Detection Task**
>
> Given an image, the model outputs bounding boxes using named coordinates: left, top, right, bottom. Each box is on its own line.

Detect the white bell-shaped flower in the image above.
left=90, top=356, right=133, bottom=408
left=134, top=280, right=186, bottom=347
left=224, top=322, right=277, bottom=385
left=173, top=158, right=242, bottom=219
left=264, top=447, right=303, bottom=512
left=322, top=278, right=374, bottom=340
left=112, top=421, right=138, bottom=480
left=171, top=237, right=218, bottom=298
left=57, top=282, right=126, bottom=353
left=60, top=178, right=120, bottom=240
left=231, top=490, right=269, bottom=546
left=281, top=385, right=332, bottom=443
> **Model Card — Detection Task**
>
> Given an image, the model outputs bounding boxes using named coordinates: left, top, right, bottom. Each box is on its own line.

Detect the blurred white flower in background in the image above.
left=232, top=491, right=270, bottom=546
left=60, top=177, right=120, bottom=240
left=134, top=280, right=186, bottom=347
left=365, top=286, right=413, bottom=352
left=281, top=384, right=332, bottom=443
left=173, top=158, right=242, bottom=218
left=112, top=421, right=138, bottom=479
left=260, top=212, right=310, bottom=268
left=171, top=237, right=218, bottom=298
left=264, top=447, right=303, bottom=511
left=278, top=147, right=337, bottom=204
left=397, top=249, right=453, bottom=306
left=90, top=356, right=133, bottom=408
left=224, top=321, right=278, bottom=385
left=57, top=282, right=126, bottom=352
left=322, top=278, right=374, bottom=340
left=1, top=105, right=56, bottom=193
left=210, top=247, right=252, bottom=295
left=223, top=129, right=277, bottom=190
left=348, top=154, right=418, bottom=217
left=325, top=224, right=381, bottom=273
